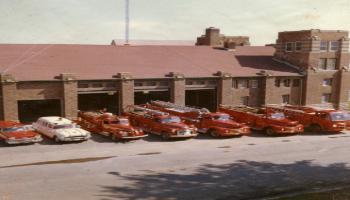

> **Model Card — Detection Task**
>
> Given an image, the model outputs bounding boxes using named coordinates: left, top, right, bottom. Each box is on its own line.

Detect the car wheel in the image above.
left=53, top=136, right=60, bottom=143
left=111, top=134, right=119, bottom=142
left=310, top=124, right=322, bottom=132
left=161, top=133, right=170, bottom=141
left=266, top=128, right=275, bottom=136
left=210, top=130, right=218, bottom=137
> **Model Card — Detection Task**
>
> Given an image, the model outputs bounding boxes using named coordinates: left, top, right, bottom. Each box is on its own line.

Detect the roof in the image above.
left=0, top=44, right=301, bottom=81
left=38, top=117, right=72, bottom=125
left=111, top=39, right=195, bottom=46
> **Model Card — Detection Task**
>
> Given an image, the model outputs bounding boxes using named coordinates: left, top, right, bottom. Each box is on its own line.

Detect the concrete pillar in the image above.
left=60, top=73, right=78, bottom=119
left=0, top=74, right=18, bottom=121
left=115, top=72, right=134, bottom=114
left=216, top=71, right=233, bottom=106
left=169, top=72, right=185, bottom=106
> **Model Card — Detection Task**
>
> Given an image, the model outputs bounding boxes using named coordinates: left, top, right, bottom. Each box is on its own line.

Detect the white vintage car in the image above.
left=33, top=117, right=91, bottom=142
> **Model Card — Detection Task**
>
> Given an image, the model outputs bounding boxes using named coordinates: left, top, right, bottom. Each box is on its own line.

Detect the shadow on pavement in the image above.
left=98, top=160, right=350, bottom=200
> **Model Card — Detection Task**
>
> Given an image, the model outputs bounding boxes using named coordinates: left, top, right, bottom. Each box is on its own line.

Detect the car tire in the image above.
left=111, top=134, right=118, bottom=142
left=310, top=124, right=322, bottom=132
left=210, top=130, right=218, bottom=138
left=161, top=133, right=170, bottom=141
left=266, top=128, right=275, bottom=136
left=53, top=136, right=60, bottom=143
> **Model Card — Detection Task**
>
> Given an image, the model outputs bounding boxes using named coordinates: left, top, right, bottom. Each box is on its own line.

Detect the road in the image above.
left=1, top=131, right=350, bottom=200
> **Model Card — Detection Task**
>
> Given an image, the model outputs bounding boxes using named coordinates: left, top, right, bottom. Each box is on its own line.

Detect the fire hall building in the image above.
left=0, top=27, right=350, bottom=123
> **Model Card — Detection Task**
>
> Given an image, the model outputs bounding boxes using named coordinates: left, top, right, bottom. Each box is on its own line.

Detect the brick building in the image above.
left=0, top=28, right=349, bottom=122
left=196, top=27, right=250, bottom=49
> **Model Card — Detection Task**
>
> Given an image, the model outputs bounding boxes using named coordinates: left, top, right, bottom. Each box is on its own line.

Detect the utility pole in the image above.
left=125, top=0, right=130, bottom=44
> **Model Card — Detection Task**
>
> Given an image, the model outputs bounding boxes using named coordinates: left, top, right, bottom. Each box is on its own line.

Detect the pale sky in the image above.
left=0, top=0, right=350, bottom=45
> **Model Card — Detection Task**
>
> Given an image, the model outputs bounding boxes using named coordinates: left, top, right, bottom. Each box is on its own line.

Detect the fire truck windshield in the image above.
left=213, top=115, right=230, bottom=121
left=3, top=126, right=27, bottom=132
left=161, top=116, right=181, bottom=123
left=269, top=112, right=285, bottom=119
left=330, top=112, right=349, bottom=121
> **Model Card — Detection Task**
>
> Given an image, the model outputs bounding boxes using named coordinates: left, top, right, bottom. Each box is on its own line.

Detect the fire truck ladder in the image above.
left=150, top=100, right=210, bottom=114
left=131, top=105, right=169, bottom=116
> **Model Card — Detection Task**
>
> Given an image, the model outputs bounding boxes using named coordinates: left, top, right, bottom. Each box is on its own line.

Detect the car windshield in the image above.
left=161, top=116, right=181, bottom=123
left=53, top=124, right=74, bottom=129
left=213, top=114, right=230, bottom=121
left=269, top=112, right=285, bottom=119
left=108, top=119, right=130, bottom=125
left=330, top=112, right=350, bottom=121
left=2, top=126, right=27, bottom=132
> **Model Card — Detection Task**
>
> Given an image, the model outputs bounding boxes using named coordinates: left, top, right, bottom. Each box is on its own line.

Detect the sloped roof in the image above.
left=0, top=44, right=301, bottom=81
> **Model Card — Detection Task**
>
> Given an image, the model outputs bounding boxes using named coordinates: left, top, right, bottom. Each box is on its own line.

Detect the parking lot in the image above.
left=1, top=131, right=350, bottom=200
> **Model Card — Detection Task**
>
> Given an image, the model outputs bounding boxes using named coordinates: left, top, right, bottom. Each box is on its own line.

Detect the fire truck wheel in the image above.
left=266, top=128, right=275, bottom=136
left=310, top=124, right=322, bottom=132
left=111, top=134, right=119, bottom=141
left=161, top=133, right=170, bottom=141
left=209, top=130, right=218, bottom=137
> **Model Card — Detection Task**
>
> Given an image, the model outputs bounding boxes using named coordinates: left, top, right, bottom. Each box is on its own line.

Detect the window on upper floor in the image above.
left=295, top=42, right=302, bottom=51
left=250, top=80, right=259, bottom=88
left=319, top=58, right=327, bottom=70
left=330, top=41, right=339, bottom=51
left=320, top=41, right=328, bottom=51
left=275, top=79, right=281, bottom=87
left=283, top=79, right=291, bottom=87
left=327, top=58, right=337, bottom=70
left=233, top=79, right=249, bottom=89
left=285, top=42, right=293, bottom=52
left=322, top=93, right=332, bottom=103
left=322, top=78, right=333, bottom=86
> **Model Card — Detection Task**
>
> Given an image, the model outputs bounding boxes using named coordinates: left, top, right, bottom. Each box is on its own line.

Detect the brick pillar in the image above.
left=337, top=69, right=350, bottom=110
left=262, top=75, right=275, bottom=105
left=60, top=73, right=78, bottom=119
left=116, top=72, right=134, bottom=114
left=0, top=74, right=18, bottom=121
left=169, top=72, right=185, bottom=106
left=216, top=71, right=233, bottom=106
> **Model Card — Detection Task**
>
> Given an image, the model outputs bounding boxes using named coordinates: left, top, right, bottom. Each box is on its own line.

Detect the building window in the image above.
left=330, top=41, right=339, bottom=51
left=186, top=80, right=194, bottom=85
left=327, top=58, right=337, bottom=70
left=282, top=95, right=290, bottom=104
left=250, top=80, right=259, bottom=88
left=285, top=42, right=293, bottom=52
left=106, top=83, right=115, bottom=88
left=321, top=93, right=332, bottom=103
left=319, top=58, right=327, bottom=70
left=240, top=96, right=249, bottom=106
left=234, top=79, right=249, bottom=89
left=320, top=41, right=328, bottom=51
left=295, top=41, right=302, bottom=51
left=292, top=79, right=300, bottom=87
left=196, top=80, right=205, bottom=85
left=146, top=82, right=157, bottom=86
left=283, top=79, right=291, bottom=87
left=322, top=78, right=333, bottom=86
left=159, top=82, right=169, bottom=86
left=275, top=79, right=281, bottom=87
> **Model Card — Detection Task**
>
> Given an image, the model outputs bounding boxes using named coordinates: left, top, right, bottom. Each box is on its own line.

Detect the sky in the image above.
left=0, top=0, right=350, bottom=45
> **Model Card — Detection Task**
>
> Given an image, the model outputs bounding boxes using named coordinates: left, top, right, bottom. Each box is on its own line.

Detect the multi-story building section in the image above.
left=274, top=29, right=350, bottom=109
left=196, top=27, right=250, bottom=49
left=0, top=27, right=349, bottom=122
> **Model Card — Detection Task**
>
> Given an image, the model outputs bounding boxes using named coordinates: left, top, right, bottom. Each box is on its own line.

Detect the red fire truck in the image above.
left=124, top=105, right=198, bottom=140
left=219, top=105, right=304, bottom=136
left=76, top=111, right=147, bottom=141
left=266, top=105, right=347, bottom=132
left=146, top=101, right=250, bottom=137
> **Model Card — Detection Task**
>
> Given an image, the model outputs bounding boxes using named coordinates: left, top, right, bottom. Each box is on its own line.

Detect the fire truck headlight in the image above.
left=333, top=124, right=337, bottom=128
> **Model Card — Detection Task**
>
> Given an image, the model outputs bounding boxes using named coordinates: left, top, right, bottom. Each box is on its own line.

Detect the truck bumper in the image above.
left=60, top=136, right=90, bottom=142
left=121, top=134, right=148, bottom=139
left=6, top=137, right=43, bottom=145
left=169, top=133, right=198, bottom=138
left=275, top=127, right=304, bottom=135
left=219, top=128, right=251, bottom=137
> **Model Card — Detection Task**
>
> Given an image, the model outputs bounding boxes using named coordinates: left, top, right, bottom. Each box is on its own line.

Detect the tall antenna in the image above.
left=125, top=0, right=130, bottom=44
